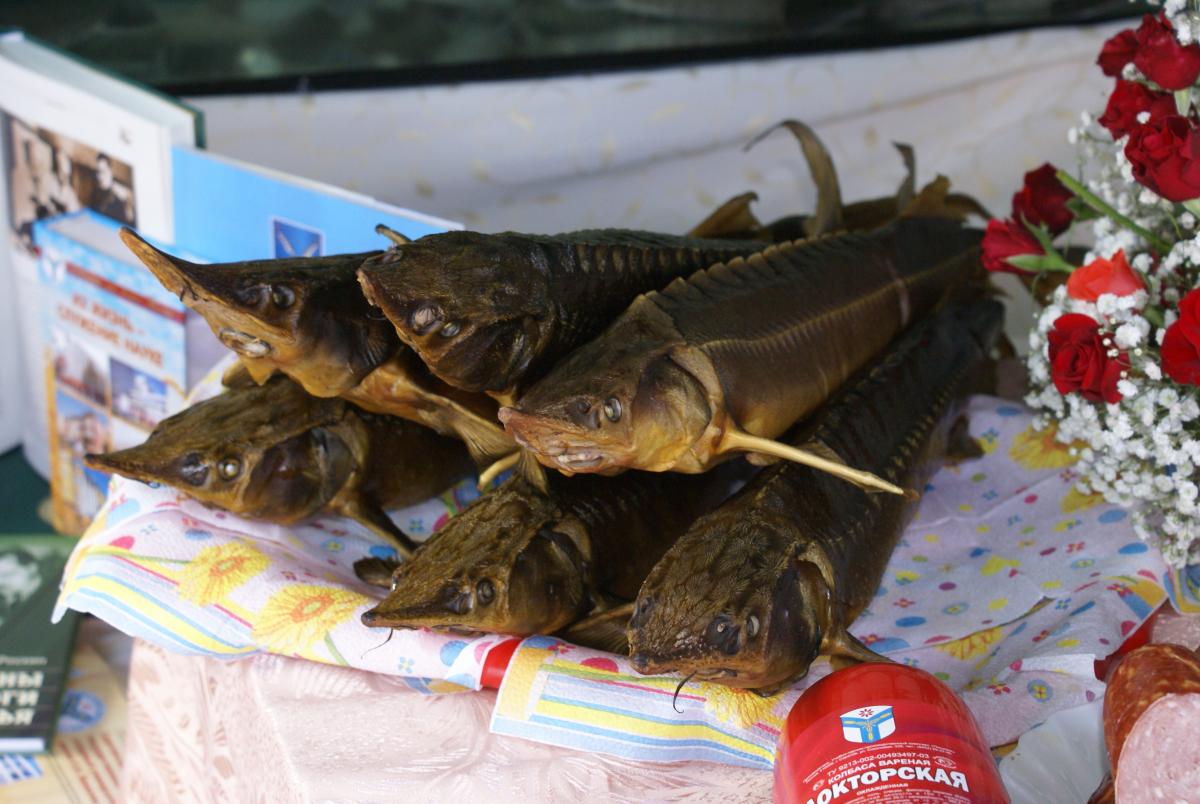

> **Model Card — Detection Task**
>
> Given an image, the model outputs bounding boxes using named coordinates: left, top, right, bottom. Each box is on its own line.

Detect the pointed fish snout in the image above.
left=361, top=608, right=380, bottom=626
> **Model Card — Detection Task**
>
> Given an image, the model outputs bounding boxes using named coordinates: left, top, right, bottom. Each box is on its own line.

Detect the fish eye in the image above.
left=746, top=614, right=760, bottom=639
left=270, top=285, right=295, bottom=309
left=476, top=578, right=495, bottom=605
left=411, top=304, right=442, bottom=333
left=440, top=321, right=461, bottom=338
left=218, top=458, right=241, bottom=480
left=602, top=397, right=622, bottom=423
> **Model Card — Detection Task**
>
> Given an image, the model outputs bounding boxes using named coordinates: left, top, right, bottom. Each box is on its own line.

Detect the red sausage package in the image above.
left=775, top=663, right=1009, bottom=804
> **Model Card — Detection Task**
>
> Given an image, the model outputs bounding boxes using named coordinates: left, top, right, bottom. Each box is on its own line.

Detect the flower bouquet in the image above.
left=986, top=5, right=1200, bottom=567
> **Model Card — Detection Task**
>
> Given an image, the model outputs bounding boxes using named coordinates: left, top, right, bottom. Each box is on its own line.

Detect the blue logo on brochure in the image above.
left=272, top=219, right=324, bottom=258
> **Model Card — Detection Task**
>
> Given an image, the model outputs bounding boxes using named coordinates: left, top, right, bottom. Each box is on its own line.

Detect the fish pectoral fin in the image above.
left=456, top=417, right=520, bottom=470
left=561, top=602, right=635, bottom=654
left=686, top=191, right=762, bottom=239
left=825, top=629, right=893, bottom=668
left=720, top=429, right=910, bottom=498
left=945, top=416, right=984, bottom=462
left=221, top=360, right=259, bottom=388
left=516, top=449, right=549, bottom=493
left=335, top=496, right=417, bottom=559
left=353, top=556, right=400, bottom=588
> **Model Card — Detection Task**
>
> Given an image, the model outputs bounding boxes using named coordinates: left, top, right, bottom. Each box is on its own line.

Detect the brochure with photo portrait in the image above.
left=0, top=533, right=79, bottom=754
left=0, top=30, right=203, bottom=475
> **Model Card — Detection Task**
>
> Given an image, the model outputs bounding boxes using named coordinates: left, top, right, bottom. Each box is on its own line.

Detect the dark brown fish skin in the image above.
left=503, top=216, right=982, bottom=477
left=356, top=229, right=769, bottom=400
left=119, top=228, right=397, bottom=396
left=83, top=376, right=474, bottom=555
left=361, top=462, right=745, bottom=636
left=626, top=300, right=1004, bottom=692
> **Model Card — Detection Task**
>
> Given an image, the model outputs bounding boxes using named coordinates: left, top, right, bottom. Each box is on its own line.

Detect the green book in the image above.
left=0, top=534, right=79, bottom=753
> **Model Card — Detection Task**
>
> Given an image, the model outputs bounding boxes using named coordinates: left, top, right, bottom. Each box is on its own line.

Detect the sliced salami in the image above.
left=1114, top=693, right=1200, bottom=803
left=1103, top=644, right=1200, bottom=770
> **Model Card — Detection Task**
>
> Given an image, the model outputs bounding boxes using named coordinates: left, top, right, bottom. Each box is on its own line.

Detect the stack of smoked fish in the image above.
left=90, top=122, right=1003, bottom=692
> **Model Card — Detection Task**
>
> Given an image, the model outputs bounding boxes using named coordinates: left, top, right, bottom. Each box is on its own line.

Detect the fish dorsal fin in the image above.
left=745, top=120, right=843, bottom=236
left=893, top=142, right=916, bottom=209
left=375, top=223, right=411, bottom=246
left=720, top=427, right=912, bottom=498
left=686, top=192, right=763, bottom=239
left=561, top=602, right=635, bottom=654
left=900, top=176, right=990, bottom=223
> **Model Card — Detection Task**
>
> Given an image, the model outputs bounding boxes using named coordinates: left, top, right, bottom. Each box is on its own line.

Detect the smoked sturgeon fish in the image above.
left=118, top=229, right=519, bottom=471
left=500, top=215, right=982, bottom=494
left=360, top=463, right=746, bottom=643
left=626, top=300, right=1003, bottom=693
left=356, top=229, right=770, bottom=403
left=85, top=376, right=474, bottom=556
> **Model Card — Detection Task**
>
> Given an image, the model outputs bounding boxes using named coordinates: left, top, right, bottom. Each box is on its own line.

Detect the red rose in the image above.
left=1098, top=80, right=1177, bottom=139
left=1162, top=288, right=1200, bottom=384
left=1047, top=314, right=1128, bottom=404
left=1133, top=14, right=1200, bottom=91
left=1125, top=115, right=1200, bottom=201
left=981, top=218, right=1043, bottom=276
left=1098, top=27, right=1138, bottom=77
left=1066, top=250, right=1145, bottom=301
left=1011, top=163, right=1074, bottom=235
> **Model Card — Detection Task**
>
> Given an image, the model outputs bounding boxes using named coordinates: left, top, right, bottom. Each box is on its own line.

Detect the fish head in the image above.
left=356, top=231, right=550, bottom=394
left=120, top=228, right=392, bottom=395
left=84, top=379, right=351, bottom=520
left=361, top=479, right=592, bottom=635
left=627, top=509, right=825, bottom=691
left=500, top=319, right=711, bottom=474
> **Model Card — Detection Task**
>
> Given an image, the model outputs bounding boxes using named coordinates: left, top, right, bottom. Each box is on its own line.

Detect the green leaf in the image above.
left=1005, top=254, right=1074, bottom=273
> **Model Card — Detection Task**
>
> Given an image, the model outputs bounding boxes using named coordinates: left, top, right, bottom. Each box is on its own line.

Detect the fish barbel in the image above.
left=626, top=300, right=1003, bottom=692
left=500, top=214, right=981, bottom=493
left=84, top=376, right=474, bottom=556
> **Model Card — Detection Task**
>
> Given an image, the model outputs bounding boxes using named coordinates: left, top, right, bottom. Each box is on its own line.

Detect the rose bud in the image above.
left=982, top=218, right=1043, bottom=276
left=1066, top=250, right=1145, bottom=301
left=1011, top=163, right=1074, bottom=235
left=1098, top=27, right=1138, bottom=77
